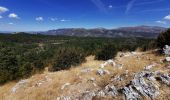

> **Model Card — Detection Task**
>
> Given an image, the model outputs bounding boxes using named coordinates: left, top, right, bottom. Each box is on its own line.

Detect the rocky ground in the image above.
left=0, top=49, right=170, bottom=100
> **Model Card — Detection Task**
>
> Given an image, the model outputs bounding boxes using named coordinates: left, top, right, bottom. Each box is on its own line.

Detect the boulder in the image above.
left=122, top=86, right=141, bottom=100
left=96, top=69, right=110, bottom=76
left=100, top=59, right=116, bottom=69
left=165, top=57, right=170, bottom=62
left=97, top=90, right=105, bottom=97
left=163, top=45, right=170, bottom=55
left=131, top=71, right=159, bottom=99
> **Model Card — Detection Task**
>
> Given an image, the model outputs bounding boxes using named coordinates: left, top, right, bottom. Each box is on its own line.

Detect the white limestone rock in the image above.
left=61, top=83, right=71, bottom=90
left=100, top=59, right=116, bottom=69
left=144, top=64, right=156, bottom=70
left=82, top=91, right=96, bottom=100
left=165, top=57, right=170, bottom=62
left=163, top=45, right=170, bottom=55
left=104, top=85, right=118, bottom=97
left=11, top=79, right=27, bottom=93
left=96, top=69, right=110, bottom=76
left=122, top=86, right=141, bottom=100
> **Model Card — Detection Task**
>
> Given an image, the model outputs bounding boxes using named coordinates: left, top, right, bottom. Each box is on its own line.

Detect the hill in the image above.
left=41, top=26, right=167, bottom=38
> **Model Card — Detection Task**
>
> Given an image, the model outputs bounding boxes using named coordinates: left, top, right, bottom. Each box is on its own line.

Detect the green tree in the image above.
left=95, top=44, right=117, bottom=60
left=157, top=29, right=170, bottom=48
left=50, top=47, right=85, bottom=71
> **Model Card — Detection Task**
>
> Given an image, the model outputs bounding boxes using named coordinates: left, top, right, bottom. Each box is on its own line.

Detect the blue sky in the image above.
left=0, top=0, right=170, bottom=31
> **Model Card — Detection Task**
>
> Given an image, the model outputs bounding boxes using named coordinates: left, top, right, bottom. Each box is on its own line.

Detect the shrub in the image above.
left=50, top=47, right=86, bottom=71
left=95, top=44, right=117, bottom=60
left=157, top=29, right=170, bottom=48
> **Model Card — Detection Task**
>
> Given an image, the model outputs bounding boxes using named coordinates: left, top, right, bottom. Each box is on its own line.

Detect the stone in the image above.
left=82, top=91, right=96, bottom=100
left=63, top=96, right=71, bottom=100
left=122, top=85, right=141, bottom=100
left=131, top=71, right=159, bottom=99
left=88, top=77, right=96, bottom=83
left=163, top=45, right=170, bottom=55
left=11, top=79, right=27, bottom=93
left=104, top=85, right=118, bottom=97
left=96, top=69, right=110, bottom=76
left=81, top=67, right=94, bottom=73
left=100, top=60, right=116, bottom=69
left=144, top=64, right=156, bottom=70
left=97, top=90, right=105, bottom=97
left=100, top=59, right=116, bottom=69
left=61, top=83, right=71, bottom=90
left=157, top=73, right=170, bottom=85
left=165, top=57, right=170, bottom=62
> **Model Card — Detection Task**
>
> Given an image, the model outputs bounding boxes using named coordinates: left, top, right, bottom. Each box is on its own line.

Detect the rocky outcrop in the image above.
left=11, top=80, right=27, bottom=93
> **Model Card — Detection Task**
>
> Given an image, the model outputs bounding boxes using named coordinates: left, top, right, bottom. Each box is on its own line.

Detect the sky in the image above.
left=0, top=0, right=170, bottom=31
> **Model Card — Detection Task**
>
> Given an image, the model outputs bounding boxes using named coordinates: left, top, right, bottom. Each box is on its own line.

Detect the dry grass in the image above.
left=0, top=51, right=169, bottom=100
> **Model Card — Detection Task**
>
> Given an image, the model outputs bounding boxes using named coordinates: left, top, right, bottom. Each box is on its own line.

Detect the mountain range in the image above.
left=40, top=26, right=167, bottom=38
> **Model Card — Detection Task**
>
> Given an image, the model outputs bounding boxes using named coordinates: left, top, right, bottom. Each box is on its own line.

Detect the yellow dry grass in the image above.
left=0, top=51, right=169, bottom=100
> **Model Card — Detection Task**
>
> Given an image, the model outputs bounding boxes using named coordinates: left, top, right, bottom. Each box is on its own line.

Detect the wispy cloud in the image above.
left=60, top=19, right=70, bottom=22
left=156, top=20, right=166, bottom=24
left=36, top=17, right=44, bottom=21
left=126, top=0, right=165, bottom=14
left=9, top=13, right=20, bottom=19
left=91, top=0, right=107, bottom=13
left=8, top=22, right=14, bottom=25
left=0, top=15, right=2, bottom=19
left=50, top=17, right=58, bottom=21
left=125, top=0, right=136, bottom=14
left=155, top=14, right=170, bottom=25
left=0, top=6, right=9, bottom=13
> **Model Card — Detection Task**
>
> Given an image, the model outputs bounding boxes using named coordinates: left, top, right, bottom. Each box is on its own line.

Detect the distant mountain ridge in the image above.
left=41, top=26, right=167, bottom=38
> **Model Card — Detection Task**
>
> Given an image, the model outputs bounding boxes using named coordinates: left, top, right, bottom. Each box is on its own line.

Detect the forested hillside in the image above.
left=0, top=33, right=154, bottom=84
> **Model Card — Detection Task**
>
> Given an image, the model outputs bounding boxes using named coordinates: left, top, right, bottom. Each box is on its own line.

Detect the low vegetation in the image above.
left=0, top=33, right=155, bottom=84
left=49, top=47, right=86, bottom=71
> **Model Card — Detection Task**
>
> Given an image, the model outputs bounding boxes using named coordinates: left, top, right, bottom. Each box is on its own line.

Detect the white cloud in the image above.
left=164, top=15, right=170, bottom=20
left=0, top=15, right=2, bottom=19
left=156, top=20, right=166, bottom=24
left=108, top=5, right=113, bottom=9
left=8, top=22, right=14, bottom=25
left=50, top=18, right=58, bottom=21
left=36, top=17, right=43, bottom=21
left=60, top=19, right=70, bottom=22
left=9, top=13, right=19, bottom=19
left=0, top=6, right=9, bottom=13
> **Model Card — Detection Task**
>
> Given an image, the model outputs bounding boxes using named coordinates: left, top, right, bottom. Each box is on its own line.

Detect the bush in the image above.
left=95, top=44, right=117, bottom=60
left=157, top=29, right=170, bottom=48
left=50, top=47, right=86, bottom=71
